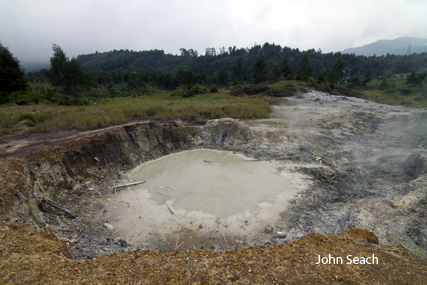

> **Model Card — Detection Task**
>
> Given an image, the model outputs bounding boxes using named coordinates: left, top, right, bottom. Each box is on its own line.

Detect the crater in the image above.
left=96, top=149, right=311, bottom=251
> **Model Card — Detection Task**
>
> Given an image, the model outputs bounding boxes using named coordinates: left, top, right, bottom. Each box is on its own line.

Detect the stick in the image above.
left=104, top=157, right=112, bottom=173
left=165, top=201, right=174, bottom=215
left=222, top=232, right=227, bottom=244
left=116, top=166, right=122, bottom=178
left=175, top=241, right=185, bottom=250
left=42, top=197, right=77, bottom=218
left=113, top=181, right=145, bottom=190
left=175, top=234, right=180, bottom=250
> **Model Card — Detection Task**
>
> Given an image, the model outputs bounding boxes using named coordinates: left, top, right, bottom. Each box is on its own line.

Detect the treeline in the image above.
left=2, top=41, right=427, bottom=105
left=73, top=42, right=427, bottom=84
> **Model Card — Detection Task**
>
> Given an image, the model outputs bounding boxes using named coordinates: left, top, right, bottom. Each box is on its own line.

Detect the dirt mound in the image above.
left=1, top=224, right=426, bottom=284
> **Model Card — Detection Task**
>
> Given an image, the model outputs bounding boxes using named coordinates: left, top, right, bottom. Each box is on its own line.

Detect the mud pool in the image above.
left=3, top=90, right=426, bottom=260
left=96, top=149, right=311, bottom=250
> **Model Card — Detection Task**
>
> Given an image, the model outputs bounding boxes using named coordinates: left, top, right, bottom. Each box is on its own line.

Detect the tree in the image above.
left=273, top=56, right=293, bottom=79
left=281, top=56, right=293, bottom=78
left=0, top=42, right=27, bottom=102
left=217, top=68, right=229, bottom=86
left=406, top=70, right=426, bottom=86
left=362, top=70, right=372, bottom=86
left=380, top=78, right=388, bottom=89
left=326, top=58, right=346, bottom=83
left=205, top=47, right=216, bottom=56
left=232, top=57, right=248, bottom=84
left=179, top=48, right=190, bottom=57
left=253, top=55, right=269, bottom=83
left=48, top=44, right=68, bottom=86
left=297, top=53, right=313, bottom=81
left=188, top=49, right=198, bottom=57
left=47, top=44, right=85, bottom=94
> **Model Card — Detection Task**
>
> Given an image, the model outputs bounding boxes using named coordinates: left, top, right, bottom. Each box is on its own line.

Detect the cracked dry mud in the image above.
left=1, top=90, right=427, bottom=283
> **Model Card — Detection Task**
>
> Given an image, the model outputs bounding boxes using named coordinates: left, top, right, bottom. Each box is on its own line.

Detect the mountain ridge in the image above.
left=342, top=37, right=427, bottom=56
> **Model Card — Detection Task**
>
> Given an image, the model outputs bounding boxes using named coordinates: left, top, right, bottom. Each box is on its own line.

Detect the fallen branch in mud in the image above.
left=42, top=197, right=77, bottom=218
left=175, top=241, right=185, bottom=250
left=104, top=157, right=113, bottom=173
left=175, top=234, right=180, bottom=250
left=222, top=232, right=227, bottom=244
left=165, top=201, right=174, bottom=215
left=112, top=181, right=145, bottom=190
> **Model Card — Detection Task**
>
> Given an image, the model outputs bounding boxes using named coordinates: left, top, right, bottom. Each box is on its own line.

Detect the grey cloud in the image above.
left=0, top=0, right=425, bottom=64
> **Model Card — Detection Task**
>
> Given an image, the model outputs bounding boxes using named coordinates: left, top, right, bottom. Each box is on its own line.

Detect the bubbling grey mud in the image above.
left=96, top=149, right=311, bottom=250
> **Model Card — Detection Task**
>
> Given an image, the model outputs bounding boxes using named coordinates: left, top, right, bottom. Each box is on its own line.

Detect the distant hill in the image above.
left=21, top=61, right=50, bottom=72
left=342, top=37, right=427, bottom=56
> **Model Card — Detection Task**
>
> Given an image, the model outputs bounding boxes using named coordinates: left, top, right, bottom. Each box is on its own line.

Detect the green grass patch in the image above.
left=360, top=75, right=427, bottom=107
left=295, top=91, right=305, bottom=99
left=0, top=89, right=272, bottom=136
left=2, top=78, right=426, bottom=137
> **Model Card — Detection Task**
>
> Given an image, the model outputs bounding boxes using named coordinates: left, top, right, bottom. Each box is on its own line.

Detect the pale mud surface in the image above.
left=2, top=89, right=426, bottom=262
left=242, top=91, right=427, bottom=255
left=97, top=149, right=311, bottom=251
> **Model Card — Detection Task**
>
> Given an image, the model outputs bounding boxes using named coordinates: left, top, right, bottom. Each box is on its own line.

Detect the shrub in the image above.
left=190, top=83, right=203, bottom=95
left=295, top=91, right=305, bottom=99
left=210, top=86, right=219, bottom=93
left=183, top=89, right=195, bottom=98
left=169, top=90, right=183, bottom=97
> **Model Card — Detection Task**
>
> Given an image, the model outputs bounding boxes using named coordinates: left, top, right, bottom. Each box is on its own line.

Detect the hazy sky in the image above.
left=1, top=0, right=426, bottom=63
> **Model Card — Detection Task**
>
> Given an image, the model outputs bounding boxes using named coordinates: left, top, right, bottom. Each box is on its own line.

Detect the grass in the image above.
left=0, top=89, right=272, bottom=136
left=295, top=91, right=305, bottom=99
left=359, top=75, right=427, bottom=108
left=2, top=78, right=426, bottom=137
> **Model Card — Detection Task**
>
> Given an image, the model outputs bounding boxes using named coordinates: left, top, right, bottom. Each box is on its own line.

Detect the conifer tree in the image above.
left=253, top=55, right=269, bottom=84
left=0, top=42, right=27, bottom=103
left=297, top=53, right=313, bottom=81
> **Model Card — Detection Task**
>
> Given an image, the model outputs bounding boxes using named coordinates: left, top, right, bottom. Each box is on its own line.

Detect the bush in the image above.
left=307, top=77, right=316, bottom=85
left=190, top=83, right=203, bottom=95
left=183, top=89, right=195, bottom=98
left=295, top=91, right=305, bottom=99
left=169, top=89, right=188, bottom=97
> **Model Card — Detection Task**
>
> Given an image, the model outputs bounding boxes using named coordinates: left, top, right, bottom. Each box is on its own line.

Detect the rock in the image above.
left=276, top=232, right=287, bottom=238
left=264, top=225, right=274, bottom=234
left=201, top=118, right=253, bottom=146
left=401, top=153, right=427, bottom=177
left=270, top=238, right=287, bottom=245
left=103, top=223, right=114, bottom=230
left=120, top=240, right=128, bottom=248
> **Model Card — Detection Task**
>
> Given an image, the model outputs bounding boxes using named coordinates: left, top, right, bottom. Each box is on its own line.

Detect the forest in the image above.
left=1, top=41, right=427, bottom=105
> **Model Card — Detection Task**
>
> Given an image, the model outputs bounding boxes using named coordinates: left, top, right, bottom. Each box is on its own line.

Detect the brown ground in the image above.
left=1, top=224, right=426, bottom=284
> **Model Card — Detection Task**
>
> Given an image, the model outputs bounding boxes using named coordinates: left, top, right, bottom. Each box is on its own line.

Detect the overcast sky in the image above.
left=1, top=0, right=426, bottom=63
